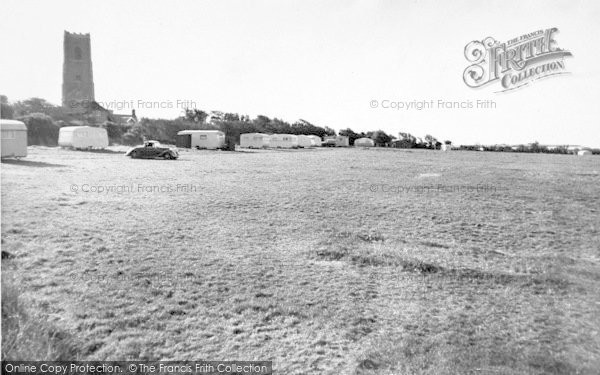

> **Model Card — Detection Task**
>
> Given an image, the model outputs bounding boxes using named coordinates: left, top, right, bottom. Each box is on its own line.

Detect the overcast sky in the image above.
left=1, top=0, right=599, bottom=146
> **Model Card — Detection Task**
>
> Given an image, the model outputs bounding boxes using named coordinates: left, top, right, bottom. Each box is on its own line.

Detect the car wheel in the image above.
left=164, top=153, right=173, bottom=160
left=130, top=150, right=138, bottom=158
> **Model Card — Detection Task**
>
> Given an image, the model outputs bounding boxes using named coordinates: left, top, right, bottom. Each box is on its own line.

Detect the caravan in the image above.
left=176, top=130, right=226, bottom=150
left=354, top=138, right=374, bottom=147
left=297, top=135, right=316, bottom=148
left=269, top=134, right=298, bottom=148
left=1, top=120, right=28, bottom=158
left=240, top=133, right=270, bottom=149
left=58, top=126, right=108, bottom=149
left=307, top=135, right=322, bottom=147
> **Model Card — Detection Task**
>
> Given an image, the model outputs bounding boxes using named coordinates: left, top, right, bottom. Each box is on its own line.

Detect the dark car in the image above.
left=125, top=141, right=179, bottom=159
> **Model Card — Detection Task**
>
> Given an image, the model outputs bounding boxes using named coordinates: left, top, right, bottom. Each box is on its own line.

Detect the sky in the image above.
left=1, top=0, right=599, bottom=146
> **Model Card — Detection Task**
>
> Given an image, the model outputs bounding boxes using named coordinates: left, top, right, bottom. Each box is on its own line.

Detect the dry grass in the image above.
left=1, top=146, right=599, bottom=374
left=1, top=267, right=80, bottom=360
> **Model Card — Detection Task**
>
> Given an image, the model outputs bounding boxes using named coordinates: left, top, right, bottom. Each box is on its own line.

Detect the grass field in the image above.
left=1, top=146, right=599, bottom=374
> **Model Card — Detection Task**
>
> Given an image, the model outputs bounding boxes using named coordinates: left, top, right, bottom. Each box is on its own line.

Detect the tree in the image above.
left=223, top=112, right=240, bottom=122
left=18, top=113, right=59, bottom=146
left=122, top=123, right=144, bottom=145
left=253, top=115, right=271, bottom=131
left=339, top=128, right=361, bottom=146
left=183, top=108, right=208, bottom=123
left=425, top=134, right=439, bottom=149
left=1, top=95, right=14, bottom=119
left=218, top=121, right=245, bottom=151
left=208, top=111, right=225, bottom=124
left=322, top=126, right=336, bottom=137
left=12, top=98, right=56, bottom=117
left=291, top=119, right=334, bottom=138
left=10, top=97, right=76, bottom=123
left=1, top=104, right=15, bottom=119
left=268, top=118, right=293, bottom=134
left=395, top=132, right=417, bottom=148
left=372, top=130, right=393, bottom=147
left=102, top=121, right=128, bottom=145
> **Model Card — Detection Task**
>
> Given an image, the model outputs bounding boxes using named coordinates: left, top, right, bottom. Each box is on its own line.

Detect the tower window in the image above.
left=74, top=46, right=82, bottom=60
left=75, top=74, right=82, bottom=81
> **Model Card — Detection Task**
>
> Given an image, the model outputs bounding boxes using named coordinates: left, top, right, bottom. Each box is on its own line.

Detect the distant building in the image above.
left=110, top=110, right=138, bottom=125
left=61, top=31, right=137, bottom=126
left=62, top=31, right=95, bottom=107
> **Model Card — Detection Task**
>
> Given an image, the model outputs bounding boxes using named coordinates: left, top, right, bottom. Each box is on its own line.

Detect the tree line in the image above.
left=0, top=97, right=338, bottom=147
left=1, top=96, right=454, bottom=150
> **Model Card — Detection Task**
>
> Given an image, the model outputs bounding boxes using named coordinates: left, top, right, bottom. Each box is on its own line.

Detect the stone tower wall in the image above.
left=62, top=31, right=95, bottom=107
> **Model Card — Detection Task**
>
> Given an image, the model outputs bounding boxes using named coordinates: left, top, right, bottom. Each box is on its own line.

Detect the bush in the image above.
left=222, top=135, right=237, bottom=151
left=122, top=131, right=143, bottom=146
left=18, top=113, right=59, bottom=146
left=101, top=121, right=129, bottom=145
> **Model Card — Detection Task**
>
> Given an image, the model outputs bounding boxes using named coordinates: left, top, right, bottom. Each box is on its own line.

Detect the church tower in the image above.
left=62, top=31, right=95, bottom=107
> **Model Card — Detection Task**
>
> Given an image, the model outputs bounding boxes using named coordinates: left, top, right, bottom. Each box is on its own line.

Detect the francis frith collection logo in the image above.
left=463, top=28, right=573, bottom=92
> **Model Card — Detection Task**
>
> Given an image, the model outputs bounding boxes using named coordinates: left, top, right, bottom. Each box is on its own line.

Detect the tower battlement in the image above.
left=64, top=31, right=91, bottom=38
